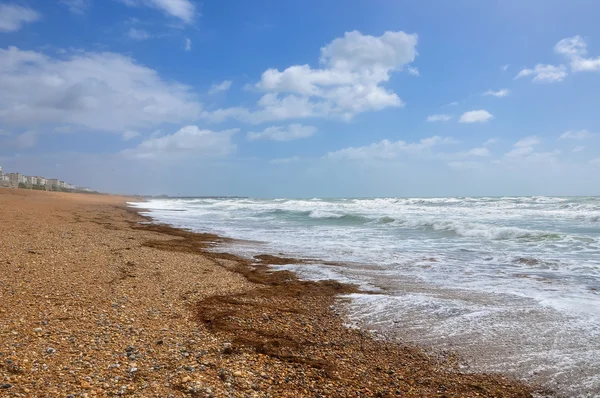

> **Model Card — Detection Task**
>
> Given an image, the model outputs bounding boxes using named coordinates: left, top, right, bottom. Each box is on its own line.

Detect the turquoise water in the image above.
left=131, top=196, right=600, bottom=396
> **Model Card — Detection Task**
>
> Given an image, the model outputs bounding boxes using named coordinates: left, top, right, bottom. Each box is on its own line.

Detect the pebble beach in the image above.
left=0, top=189, right=540, bottom=397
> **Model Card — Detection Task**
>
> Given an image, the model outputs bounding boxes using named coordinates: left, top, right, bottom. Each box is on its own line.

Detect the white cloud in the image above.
left=555, top=36, right=600, bottom=72
left=572, top=146, right=585, bottom=153
left=483, top=88, right=510, bottom=97
left=206, top=30, right=418, bottom=124
left=208, top=80, right=232, bottom=94
left=513, top=36, right=599, bottom=85
left=270, top=156, right=302, bottom=165
left=502, top=64, right=510, bottom=71
left=120, top=0, right=196, bottom=24
left=204, top=94, right=327, bottom=124
left=505, top=136, right=541, bottom=157
left=0, top=46, right=202, bottom=132
left=0, top=4, right=40, bottom=32
left=445, top=101, right=459, bottom=107
left=185, top=37, right=191, bottom=51
left=467, top=147, right=490, bottom=157
left=247, top=124, right=316, bottom=142
left=60, top=0, right=90, bottom=14
left=122, top=126, right=237, bottom=159
left=484, top=138, right=499, bottom=146
left=326, top=136, right=453, bottom=161
left=559, top=130, right=596, bottom=140
left=459, top=110, right=493, bottom=124
left=122, top=130, right=140, bottom=140
left=128, top=28, right=151, bottom=40
left=590, top=158, right=600, bottom=167
left=426, top=114, right=452, bottom=122
left=515, top=64, right=567, bottom=83
left=407, top=66, right=420, bottom=76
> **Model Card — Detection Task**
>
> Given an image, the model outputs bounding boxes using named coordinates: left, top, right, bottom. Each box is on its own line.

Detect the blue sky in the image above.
left=1, top=0, right=599, bottom=197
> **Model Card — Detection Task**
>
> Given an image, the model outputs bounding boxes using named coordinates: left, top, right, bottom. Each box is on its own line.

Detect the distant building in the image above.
left=37, top=177, right=46, bottom=186
left=7, top=173, right=24, bottom=186
left=46, top=178, right=60, bottom=190
left=0, top=167, right=9, bottom=187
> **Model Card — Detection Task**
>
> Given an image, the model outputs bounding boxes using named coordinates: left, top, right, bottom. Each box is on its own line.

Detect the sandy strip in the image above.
left=0, top=189, right=542, bottom=397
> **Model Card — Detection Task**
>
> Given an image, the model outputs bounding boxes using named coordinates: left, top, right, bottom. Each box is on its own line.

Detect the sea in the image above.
left=129, top=196, right=600, bottom=397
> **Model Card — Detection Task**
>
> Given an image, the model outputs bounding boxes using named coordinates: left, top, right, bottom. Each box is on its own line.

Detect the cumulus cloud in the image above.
left=0, top=46, right=202, bottom=132
left=505, top=136, right=541, bottom=157
left=559, top=129, right=595, bottom=140
left=122, top=126, right=237, bottom=159
left=426, top=114, right=452, bottom=122
left=483, top=89, right=510, bottom=97
left=120, top=0, right=196, bottom=24
left=515, top=64, right=567, bottom=83
left=205, top=30, right=418, bottom=124
left=60, top=0, right=91, bottom=14
left=555, top=36, right=600, bottom=72
left=467, top=147, right=490, bottom=157
left=247, top=124, right=316, bottom=142
left=122, top=130, right=140, bottom=140
left=0, top=4, right=40, bottom=32
left=514, top=36, right=599, bottom=84
left=459, top=110, right=493, bottom=124
left=572, top=146, right=585, bottom=153
left=185, top=37, right=191, bottom=51
left=128, top=28, right=151, bottom=40
left=326, top=136, right=453, bottom=161
left=208, top=80, right=232, bottom=94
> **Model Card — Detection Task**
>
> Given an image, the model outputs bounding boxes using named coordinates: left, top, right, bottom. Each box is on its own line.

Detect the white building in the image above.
left=46, top=179, right=60, bottom=189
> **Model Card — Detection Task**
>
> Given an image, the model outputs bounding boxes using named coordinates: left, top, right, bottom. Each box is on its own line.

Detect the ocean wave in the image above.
left=308, top=210, right=371, bottom=224
left=398, top=218, right=560, bottom=240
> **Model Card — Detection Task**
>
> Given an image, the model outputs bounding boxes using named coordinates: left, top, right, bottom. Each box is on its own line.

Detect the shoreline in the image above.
left=1, top=189, right=542, bottom=397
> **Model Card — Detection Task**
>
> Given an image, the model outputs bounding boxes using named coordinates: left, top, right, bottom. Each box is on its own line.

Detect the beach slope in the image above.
left=0, top=189, right=538, bottom=397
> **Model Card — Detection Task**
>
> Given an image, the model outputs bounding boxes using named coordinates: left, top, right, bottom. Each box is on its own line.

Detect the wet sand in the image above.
left=0, top=188, right=542, bottom=397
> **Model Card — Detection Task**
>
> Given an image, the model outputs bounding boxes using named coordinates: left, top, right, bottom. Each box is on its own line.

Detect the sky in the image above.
left=1, top=0, right=600, bottom=197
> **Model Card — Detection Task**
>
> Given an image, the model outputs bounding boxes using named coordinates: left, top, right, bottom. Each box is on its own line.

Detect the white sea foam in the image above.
left=130, top=196, right=600, bottom=395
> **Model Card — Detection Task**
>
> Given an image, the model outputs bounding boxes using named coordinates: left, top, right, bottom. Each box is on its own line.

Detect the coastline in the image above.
left=0, top=189, right=541, bottom=397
